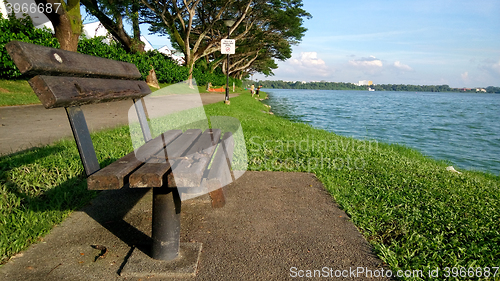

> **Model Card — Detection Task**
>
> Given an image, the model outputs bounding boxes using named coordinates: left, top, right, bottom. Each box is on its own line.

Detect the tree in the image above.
left=140, top=0, right=253, bottom=85
left=34, top=0, right=82, bottom=51
left=219, top=0, right=310, bottom=77
left=140, top=0, right=310, bottom=84
left=81, top=0, right=165, bottom=87
left=81, top=0, right=145, bottom=53
left=208, top=11, right=296, bottom=79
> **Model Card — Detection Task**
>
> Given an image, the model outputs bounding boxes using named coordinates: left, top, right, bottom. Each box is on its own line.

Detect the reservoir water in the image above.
left=264, top=89, right=500, bottom=175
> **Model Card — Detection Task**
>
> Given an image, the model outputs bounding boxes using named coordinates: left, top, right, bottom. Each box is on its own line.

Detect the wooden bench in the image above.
left=6, top=41, right=236, bottom=262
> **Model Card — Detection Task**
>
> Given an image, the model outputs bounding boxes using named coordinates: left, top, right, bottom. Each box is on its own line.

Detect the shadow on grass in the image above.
left=0, top=146, right=65, bottom=172
left=0, top=144, right=153, bottom=263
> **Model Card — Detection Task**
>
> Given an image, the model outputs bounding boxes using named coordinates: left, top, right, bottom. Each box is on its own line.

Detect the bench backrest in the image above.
left=6, top=41, right=153, bottom=176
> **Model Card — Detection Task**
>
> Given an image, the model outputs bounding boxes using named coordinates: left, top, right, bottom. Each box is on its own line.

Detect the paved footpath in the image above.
left=0, top=93, right=237, bottom=156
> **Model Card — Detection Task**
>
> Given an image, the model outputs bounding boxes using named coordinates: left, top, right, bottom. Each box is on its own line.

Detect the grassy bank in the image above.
left=0, top=91, right=499, bottom=280
left=0, top=79, right=40, bottom=106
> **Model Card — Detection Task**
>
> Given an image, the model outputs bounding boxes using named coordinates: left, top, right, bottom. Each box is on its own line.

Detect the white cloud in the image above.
left=346, top=56, right=384, bottom=76
left=290, top=52, right=327, bottom=68
left=282, top=52, right=332, bottom=78
left=348, top=56, right=383, bottom=68
left=393, top=61, right=413, bottom=71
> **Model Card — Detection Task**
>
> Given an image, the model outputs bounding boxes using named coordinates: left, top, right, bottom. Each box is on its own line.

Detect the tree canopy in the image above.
left=32, top=0, right=310, bottom=81
left=139, top=0, right=310, bottom=82
left=81, top=0, right=145, bottom=53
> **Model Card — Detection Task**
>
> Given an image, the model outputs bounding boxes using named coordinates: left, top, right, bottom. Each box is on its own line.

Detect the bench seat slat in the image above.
left=87, top=130, right=182, bottom=190
left=172, top=129, right=222, bottom=188
left=129, top=129, right=203, bottom=188
left=87, top=152, right=143, bottom=190
left=30, top=75, right=151, bottom=109
left=6, top=41, right=142, bottom=79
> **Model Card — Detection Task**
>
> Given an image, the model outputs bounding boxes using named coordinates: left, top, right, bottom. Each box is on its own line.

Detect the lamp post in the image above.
left=223, top=19, right=235, bottom=104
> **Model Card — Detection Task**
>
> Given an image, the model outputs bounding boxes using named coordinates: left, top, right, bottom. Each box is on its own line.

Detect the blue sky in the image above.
left=253, top=0, right=500, bottom=87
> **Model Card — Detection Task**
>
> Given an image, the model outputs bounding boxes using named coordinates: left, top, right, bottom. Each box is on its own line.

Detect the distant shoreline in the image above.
left=254, top=80, right=500, bottom=93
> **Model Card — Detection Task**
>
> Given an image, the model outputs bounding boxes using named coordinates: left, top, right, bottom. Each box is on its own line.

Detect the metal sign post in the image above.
left=221, top=39, right=235, bottom=104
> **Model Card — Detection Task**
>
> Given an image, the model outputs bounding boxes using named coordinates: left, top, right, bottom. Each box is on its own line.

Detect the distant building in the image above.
left=82, top=22, right=156, bottom=52
left=141, top=36, right=155, bottom=52
left=358, top=80, right=373, bottom=86
left=82, top=21, right=112, bottom=43
left=158, top=46, right=185, bottom=65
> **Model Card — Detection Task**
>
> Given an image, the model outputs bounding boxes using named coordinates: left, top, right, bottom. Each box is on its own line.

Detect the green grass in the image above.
left=0, top=79, right=40, bottom=106
left=0, top=90, right=499, bottom=280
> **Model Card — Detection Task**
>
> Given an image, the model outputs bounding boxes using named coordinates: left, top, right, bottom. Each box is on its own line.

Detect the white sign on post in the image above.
left=221, top=39, right=235, bottom=54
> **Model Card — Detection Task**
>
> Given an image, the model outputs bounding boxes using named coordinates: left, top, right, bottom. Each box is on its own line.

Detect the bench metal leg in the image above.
left=152, top=188, right=181, bottom=261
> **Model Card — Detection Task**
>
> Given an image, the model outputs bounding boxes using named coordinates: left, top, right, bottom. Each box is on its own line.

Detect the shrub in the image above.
left=0, top=14, right=59, bottom=78
left=78, top=37, right=190, bottom=83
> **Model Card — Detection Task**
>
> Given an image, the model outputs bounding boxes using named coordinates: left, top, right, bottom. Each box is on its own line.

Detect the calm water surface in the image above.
left=264, top=89, right=500, bottom=175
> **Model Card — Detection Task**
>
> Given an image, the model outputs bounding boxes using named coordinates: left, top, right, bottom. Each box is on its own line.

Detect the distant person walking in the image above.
left=251, top=84, right=255, bottom=96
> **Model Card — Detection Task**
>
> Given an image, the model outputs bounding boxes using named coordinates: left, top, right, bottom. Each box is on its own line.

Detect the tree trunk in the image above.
left=35, top=0, right=82, bottom=52
left=53, top=14, right=80, bottom=51
left=186, top=53, right=199, bottom=88
left=188, top=62, right=195, bottom=88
